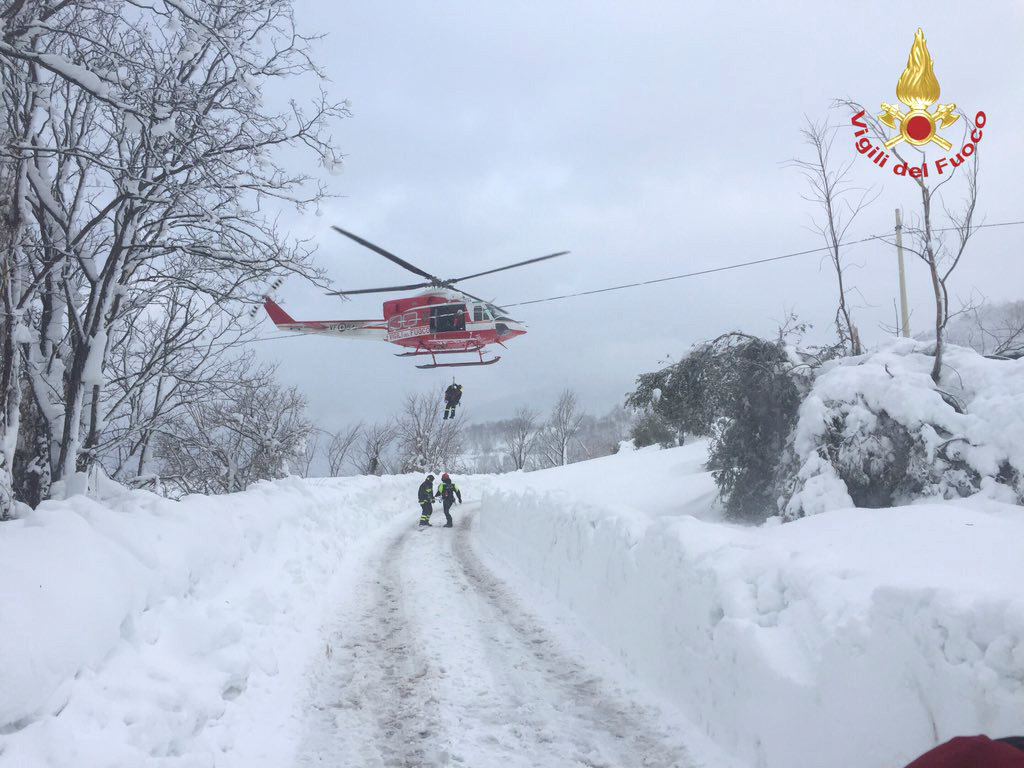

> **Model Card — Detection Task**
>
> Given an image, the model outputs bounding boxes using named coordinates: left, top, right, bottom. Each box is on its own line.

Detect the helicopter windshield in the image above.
left=472, top=305, right=496, bottom=322
left=488, top=304, right=514, bottom=321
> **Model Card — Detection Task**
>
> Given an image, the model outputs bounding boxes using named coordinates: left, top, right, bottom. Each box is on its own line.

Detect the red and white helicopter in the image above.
left=263, top=226, right=569, bottom=369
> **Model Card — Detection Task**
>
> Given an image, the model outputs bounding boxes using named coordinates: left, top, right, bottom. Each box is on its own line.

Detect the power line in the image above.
left=503, top=238, right=877, bottom=308
left=503, top=219, right=1024, bottom=308
left=236, top=217, right=1024, bottom=340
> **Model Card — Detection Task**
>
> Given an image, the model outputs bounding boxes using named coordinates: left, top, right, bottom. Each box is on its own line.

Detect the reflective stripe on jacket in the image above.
left=435, top=482, right=461, bottom=503
left=418, top=479, right=434, bottom=502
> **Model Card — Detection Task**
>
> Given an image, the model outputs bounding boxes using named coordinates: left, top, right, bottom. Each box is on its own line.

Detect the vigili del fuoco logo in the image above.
left=851, top=28, right=986, bottom=180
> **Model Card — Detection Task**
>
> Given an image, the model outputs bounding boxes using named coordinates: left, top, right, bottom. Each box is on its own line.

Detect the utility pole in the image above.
left=894, top=208, right=910, bottom=338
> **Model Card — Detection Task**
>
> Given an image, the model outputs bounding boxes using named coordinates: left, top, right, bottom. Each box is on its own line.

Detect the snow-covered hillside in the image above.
left=1, top=443, right=1021, bottom=767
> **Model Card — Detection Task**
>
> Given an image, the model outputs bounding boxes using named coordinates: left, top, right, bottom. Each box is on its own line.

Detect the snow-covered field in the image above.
left=1, top=443, right=1022, bottom=767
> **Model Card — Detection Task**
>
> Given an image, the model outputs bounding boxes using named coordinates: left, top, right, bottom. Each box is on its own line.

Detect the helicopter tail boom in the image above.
left=263, top=299, right=387, bottom=340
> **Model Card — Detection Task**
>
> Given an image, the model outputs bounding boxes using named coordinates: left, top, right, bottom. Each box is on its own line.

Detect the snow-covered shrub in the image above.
left=780, top=340, right=1024, bottom=518
left=629, top=333, right=808, bottom=522
left=629, top=409, right=677, bottom=448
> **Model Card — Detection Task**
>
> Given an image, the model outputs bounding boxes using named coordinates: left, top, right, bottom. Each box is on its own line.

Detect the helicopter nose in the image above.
left=496, top=320, right=527, bottom=339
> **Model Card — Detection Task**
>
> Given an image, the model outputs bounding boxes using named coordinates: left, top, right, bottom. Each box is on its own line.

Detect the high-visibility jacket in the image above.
left=435, top=481, right=462, bottom=504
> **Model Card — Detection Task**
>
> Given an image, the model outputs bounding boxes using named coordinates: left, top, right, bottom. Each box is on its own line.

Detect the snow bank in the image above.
left=783, top=340, right=1024, bottom=517
left=0, top=475, right=412, bottom=767
left=475, top=443, right=1024, bottom=768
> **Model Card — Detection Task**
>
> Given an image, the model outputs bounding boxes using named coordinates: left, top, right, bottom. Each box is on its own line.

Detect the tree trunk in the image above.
left=0, top=152, right=25, bottom=518
left=920, top=185, right=945, bottom=382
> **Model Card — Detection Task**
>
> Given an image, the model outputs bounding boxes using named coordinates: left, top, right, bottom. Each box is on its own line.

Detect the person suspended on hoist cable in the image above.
left=443, top=383, right=463, bottom=420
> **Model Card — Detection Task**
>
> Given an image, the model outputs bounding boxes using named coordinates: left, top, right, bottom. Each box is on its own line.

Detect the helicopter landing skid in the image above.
left=395, top=347, right=484, bottom=358
left=415, top=356, right=501, bottom=369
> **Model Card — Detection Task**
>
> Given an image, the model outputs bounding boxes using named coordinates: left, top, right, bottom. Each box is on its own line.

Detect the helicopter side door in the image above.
left=430, top=303, right=467, bottom=333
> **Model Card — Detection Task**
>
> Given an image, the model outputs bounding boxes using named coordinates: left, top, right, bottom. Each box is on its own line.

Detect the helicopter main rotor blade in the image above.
left=328, top=282, right=432, bottom=297
left=448, top=251, right=570, bottom=284
left=452, top=288, right=512, bottom=316
left=332, top=225, right=439, bottom=282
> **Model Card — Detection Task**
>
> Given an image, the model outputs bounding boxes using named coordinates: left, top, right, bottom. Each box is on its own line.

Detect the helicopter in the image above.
left=262, top=226, right=569, bottom=369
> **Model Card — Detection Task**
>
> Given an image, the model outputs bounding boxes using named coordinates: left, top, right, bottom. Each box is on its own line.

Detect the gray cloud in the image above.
left=255, top=1, right=1024, bottom=430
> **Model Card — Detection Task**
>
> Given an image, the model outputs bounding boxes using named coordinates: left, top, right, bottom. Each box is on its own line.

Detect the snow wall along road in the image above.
left=1, top=443, right=1022, bottom=768
left=474, top=445, right=1024, bottom=768
left=0, top=475, right=413, bottom=767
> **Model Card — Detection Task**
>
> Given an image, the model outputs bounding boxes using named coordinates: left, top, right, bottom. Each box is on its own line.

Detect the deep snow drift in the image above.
left=477, top=443, right=1024, bottom=768
left=0, top=476, right=414, bottom=766
left=1, top=443, right=1021, bottom=767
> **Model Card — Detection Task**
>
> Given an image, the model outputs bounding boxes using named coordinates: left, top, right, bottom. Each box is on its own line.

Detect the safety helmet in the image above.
left=441, top=473, right=450, bottom=482
left=426, top=474, right=434, bottom=481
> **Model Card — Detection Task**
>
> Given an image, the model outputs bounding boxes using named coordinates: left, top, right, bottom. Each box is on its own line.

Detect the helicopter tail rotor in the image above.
left=250, top=276, right=286, bottom=318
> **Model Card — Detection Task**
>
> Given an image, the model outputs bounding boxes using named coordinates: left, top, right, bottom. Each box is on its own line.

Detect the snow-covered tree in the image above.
left=0, top=0, right=347, bottom=513
left=778, top=342, right=1024, bottom=518
left=153, top=358, right=310, bottom=495
left=789, top=116, right=876, bottom=355
left=99, top=288, right=257, bottom=484
left=932, top=299, right=1024, bottom=360
left=395, top=392, right=464, bottom=474
left=838, top=98, right=982, bottom=382
left=326, top=423, right=363, bottom=476
left=500, top=406, right=539, bottom=470
left=355, top=422, right=396, bottom=476
left=628, top=333, right=808, bottom=522
left=538, top=389, right=584, bottom=468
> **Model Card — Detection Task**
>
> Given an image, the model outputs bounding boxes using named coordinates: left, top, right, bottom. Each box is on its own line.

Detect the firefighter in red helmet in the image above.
left=433, top=472, right=462, bottom=527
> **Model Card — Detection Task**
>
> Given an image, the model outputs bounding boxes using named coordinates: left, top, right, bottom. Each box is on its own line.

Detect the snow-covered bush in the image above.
left=629, top=409, right=677, bottom=448
left=780, top=340, right=1024, bottom=518
left=629, top=333, right=809, bottom=522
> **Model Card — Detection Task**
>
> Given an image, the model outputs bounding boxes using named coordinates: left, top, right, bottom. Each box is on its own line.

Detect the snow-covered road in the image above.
left=295, top=503, right=697, bottom=768
left=5, top=445, right=1022, bottom=768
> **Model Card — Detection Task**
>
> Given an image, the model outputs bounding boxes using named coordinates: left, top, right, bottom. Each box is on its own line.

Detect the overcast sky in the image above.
left=253, top=1, right=1024, bottom=432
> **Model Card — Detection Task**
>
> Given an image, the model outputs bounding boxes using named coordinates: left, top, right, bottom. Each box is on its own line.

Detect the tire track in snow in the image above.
left=295, top=524, right=448, bottom=768
left=296, top=507, right=698, bottom=767
left=435, top=511, right=698, bottom=768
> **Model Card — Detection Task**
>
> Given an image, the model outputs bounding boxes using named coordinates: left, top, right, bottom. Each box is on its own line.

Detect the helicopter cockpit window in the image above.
left=473, top=306, right=483, bottom=322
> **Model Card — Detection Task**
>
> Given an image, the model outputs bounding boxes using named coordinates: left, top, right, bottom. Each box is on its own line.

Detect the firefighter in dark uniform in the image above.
left=418, top=474, right=435, bottom=526
left=443, top=383, right=463, bottom=420
left=433, top=472, right=462, bottom=527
